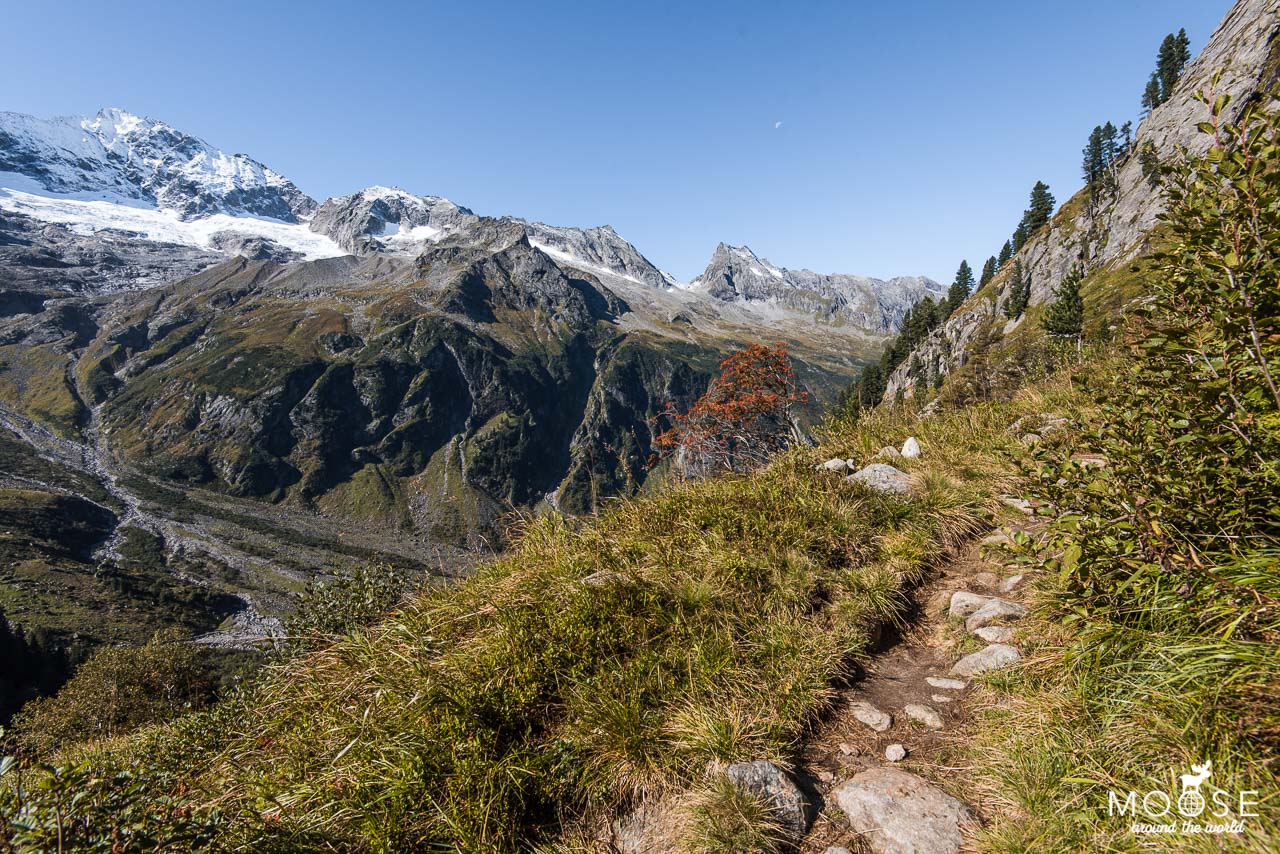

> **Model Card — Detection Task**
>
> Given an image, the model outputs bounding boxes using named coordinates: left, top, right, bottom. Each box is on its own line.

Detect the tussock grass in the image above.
left=48, top=390, right=1060, bottom=852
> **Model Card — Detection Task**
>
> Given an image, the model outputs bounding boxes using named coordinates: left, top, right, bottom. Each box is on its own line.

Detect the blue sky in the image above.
left=2, top=0, right=1231, bottom=282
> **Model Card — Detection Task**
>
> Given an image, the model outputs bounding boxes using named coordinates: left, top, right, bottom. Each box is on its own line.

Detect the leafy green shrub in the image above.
left=0, top=750, right=220, bottom=853
left=10, top=630, right=213, bottom=757
left=281, top=562, right=416, bottom=651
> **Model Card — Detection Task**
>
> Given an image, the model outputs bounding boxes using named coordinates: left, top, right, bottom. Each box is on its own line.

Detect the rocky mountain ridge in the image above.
left=0, top=107, right=939, bottom=329
left=883, top=0, right=1280, bottom=400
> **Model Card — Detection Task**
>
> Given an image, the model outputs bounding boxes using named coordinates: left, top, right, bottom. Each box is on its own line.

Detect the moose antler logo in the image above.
left=1178, top=760, right=1212, bottom=816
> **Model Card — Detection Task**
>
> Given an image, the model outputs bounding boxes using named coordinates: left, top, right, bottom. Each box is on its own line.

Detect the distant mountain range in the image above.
left=0, top=106, right=943, bottom=652
left=0, top=107, right=942, bottom=325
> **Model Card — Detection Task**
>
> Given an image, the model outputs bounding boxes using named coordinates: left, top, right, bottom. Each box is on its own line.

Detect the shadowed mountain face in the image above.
left=0, top=108, right=944, bottom=652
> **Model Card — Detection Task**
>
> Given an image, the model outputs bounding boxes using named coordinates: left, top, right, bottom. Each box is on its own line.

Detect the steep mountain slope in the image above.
left=883, top=0, right=1280, bottom=400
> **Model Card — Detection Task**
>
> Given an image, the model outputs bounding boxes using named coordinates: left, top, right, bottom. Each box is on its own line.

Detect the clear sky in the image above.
left=1, top=0, right=1233, bottom=283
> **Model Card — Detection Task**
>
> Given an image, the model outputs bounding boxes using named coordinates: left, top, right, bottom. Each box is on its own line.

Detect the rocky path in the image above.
left=795, top=517, right=1036, bottom=853
left=794, top=438, right=1047, bottom=854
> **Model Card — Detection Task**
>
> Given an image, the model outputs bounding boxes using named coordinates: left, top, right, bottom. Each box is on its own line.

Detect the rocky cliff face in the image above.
left=308, top=186, right=477, bottom=254
left=692, top=243, right=944, bottom=333
left=884, top=0, right=1280, bottom=401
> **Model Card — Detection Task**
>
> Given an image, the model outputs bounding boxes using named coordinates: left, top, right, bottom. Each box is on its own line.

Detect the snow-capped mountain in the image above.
left=309, top=186, right=477, bottom=254
left=691, top=243, right=946, bottom=332
left=0, top=106, right=941, bottom=335
left=0, top=108, right=315, bottom=221
left=514, top=220, right=679, bottom=290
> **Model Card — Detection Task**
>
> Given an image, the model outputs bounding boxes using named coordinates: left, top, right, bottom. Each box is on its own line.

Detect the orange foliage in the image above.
left=653, top=342, right=808, bottom=478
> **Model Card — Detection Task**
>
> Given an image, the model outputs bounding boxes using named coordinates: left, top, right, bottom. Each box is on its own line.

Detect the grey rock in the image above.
left=850, top=701, right=893, bottom=733
left=925, top=676, right=967, bottom=691
left=973, top=571, right=999, bottom=589
left=724, top=760, right=810, bottom=841
left=819, top=457, right=850, bottom=472
left=847, top=464, right=912, bottom=495
left=1020, top=432, right=1042, bottom=446
left=974, top=625, right=1015, bottom=644
left=998, top=574, right=1025, bottom=594
left=947, top=591, right=993, bottom=618
left=1000, top=496, right=1034, bottom=515
left=833, top=768, right=974, bottom=854
left=903, top=703, right=944, bottom=729
left=951, top=644, right=1022, bottom=677
left=884, top=744, right=907, bottom=762
left=872, top=446, right=902, bottom=461
left=900, top=436, right=921, bottom=458
left=965, top=598, right=1027, bottom=632
left=930, top=694, right=955, bottom=704
left=979, top=529, right=1014, bottom=548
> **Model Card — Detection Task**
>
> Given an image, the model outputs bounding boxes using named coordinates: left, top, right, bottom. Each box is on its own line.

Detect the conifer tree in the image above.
left=1142, top=73, right=1162, bottom=114
left=1026, top=181, right=1055, bottom=230
left=946, top=260, right=975, bottom=315
left=1120, top=120, right=1133, bottom=152
left=1042, top=264, right=1085, bottom=352
left=1012, top=221, right=1029, bottom=252
left=979, top=255, right=997, bottom=288
left=997, top=240, right=1013, bottom=267
left=1003, top=258, right=1030, bottom=319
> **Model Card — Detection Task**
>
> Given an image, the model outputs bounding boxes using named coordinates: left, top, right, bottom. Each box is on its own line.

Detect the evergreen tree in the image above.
left=979, top=255, right=997, bottom=288
left=1144, top=29, right=1192, bottom=112
left=1120, top=120, right=1133, bottom=152
left=1082, top=125, right=1105, bottom=198
left=997, top=240, right=1013, bottom=267
left=1042, top=264, right=1085, bottom=351
left=1003, top=258, right=1030, bottom=319
left=946, top=260, right=975, bottom=315
left=1026, top=181, right=1055, bottom=230
left=1012, top=221, right=1029, bottom=252
left=1142, top=73, right=1162, bottom=114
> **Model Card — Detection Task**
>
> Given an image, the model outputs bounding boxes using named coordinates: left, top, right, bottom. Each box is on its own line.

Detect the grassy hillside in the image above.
left=0, top=375, right=1092, bottom=851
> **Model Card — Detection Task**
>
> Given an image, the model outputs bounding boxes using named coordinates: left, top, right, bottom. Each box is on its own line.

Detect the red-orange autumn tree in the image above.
left=653, top=342, right=808, bottom=478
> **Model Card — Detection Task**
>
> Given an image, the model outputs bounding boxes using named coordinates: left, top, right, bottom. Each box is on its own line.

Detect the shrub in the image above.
left=10, top=630, right=213, bottom=757
left=653, top=343, right=808, bottom=478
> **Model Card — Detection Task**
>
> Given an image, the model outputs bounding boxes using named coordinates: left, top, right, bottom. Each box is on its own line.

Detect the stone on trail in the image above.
left=931, top=694, right=954, bottom=704
left=903, top=703, right=944, bottom=729
left=819, top=457, right=850, bottom=472
left=951, top=644, right=1021, bottom=677
left=973, top=571, right=999, bottom=589
left=724, top=760, right=810, bottom=841
left=947, top=591, right=993, bottom=618
left=998, top=574, right=1024, bottom=593
left=974, top=625, right=1015, bottom=644
left=872, top=446, right=901, bottom=461
left=884, top=743, right=908, bottom=762
left=980, top=530, right=1013, bottom=548
left=926, top=676, right=967, bottom=690
left=901, top=436, right=921, bottom=458
left=965, top=598, right=1027, bottom=632
left=833, top=768, right=974, bottom=854
left=850, top=701, right=893, bottom=732
left=846, top=464, right=912, bottom=495
left=1000, top=496, right=1034, bottom=515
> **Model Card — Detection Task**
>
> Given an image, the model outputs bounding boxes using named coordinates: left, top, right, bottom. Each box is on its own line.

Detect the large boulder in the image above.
left=832, top=768, right=973, bottom=854
left=964, top=598, right=1027, bottom=632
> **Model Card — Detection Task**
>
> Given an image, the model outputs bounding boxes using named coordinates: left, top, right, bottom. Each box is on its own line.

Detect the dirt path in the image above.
left=795, top=512, right=1041, bottom=853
